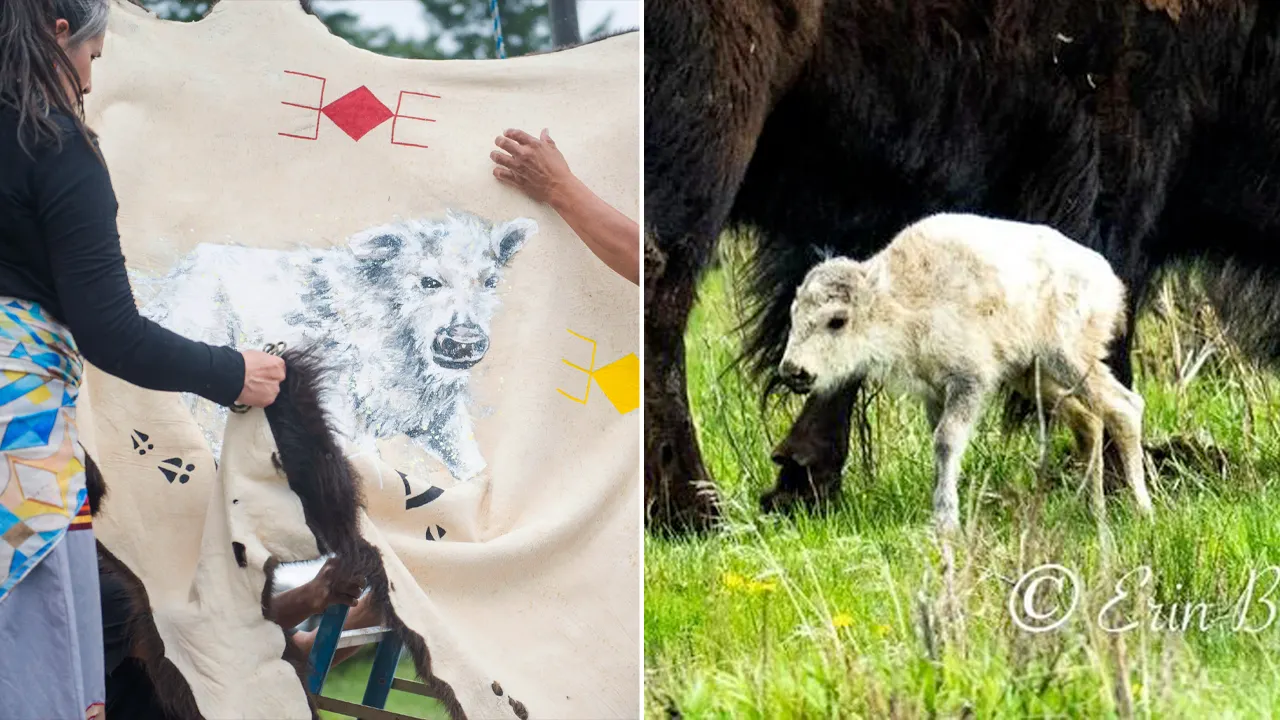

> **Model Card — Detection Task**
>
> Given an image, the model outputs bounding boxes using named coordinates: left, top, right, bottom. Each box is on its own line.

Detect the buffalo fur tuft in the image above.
left=265, top=347, right=366, bottom=558
left=84, top=451, right=106, bottom=516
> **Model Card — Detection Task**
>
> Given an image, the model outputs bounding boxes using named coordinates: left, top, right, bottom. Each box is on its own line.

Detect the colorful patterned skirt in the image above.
left=0, top=298, right=104, bottom=718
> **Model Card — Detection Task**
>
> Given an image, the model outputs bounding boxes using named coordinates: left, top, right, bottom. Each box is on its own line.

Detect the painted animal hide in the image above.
left=78, top=2, right=639, bottom=718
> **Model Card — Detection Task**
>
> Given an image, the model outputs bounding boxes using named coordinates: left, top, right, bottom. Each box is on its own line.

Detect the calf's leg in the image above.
left=932, top=379, right=987, bottom=535
left=1060, top=395, right=1107, bottom=521
left=1087, top=366, right=1153, bottom=517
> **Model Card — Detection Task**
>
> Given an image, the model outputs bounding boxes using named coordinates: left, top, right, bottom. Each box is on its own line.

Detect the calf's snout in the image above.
left=432, top=322, right=489, bottom=369
left=779, top=359, right=815, bottom=394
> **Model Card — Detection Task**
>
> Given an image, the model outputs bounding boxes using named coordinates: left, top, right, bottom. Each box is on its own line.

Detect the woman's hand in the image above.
left=491, top=128, right=579, bottom=206
left=236, top=349, right=286, bottom=407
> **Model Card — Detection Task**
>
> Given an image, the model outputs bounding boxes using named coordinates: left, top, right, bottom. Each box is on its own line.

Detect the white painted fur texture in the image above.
left=780, top=213, right=1152, bottom=532
left=131, top=211, right=536, bottom=482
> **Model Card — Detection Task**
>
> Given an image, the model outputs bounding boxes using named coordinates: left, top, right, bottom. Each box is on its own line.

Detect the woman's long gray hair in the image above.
left=0, top=0, right=110, bottom=157
left=61, top=0, right=110, bottom=45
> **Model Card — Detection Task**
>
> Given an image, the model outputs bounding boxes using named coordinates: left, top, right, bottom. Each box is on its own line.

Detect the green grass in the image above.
left=316, top=651, right=449, bottom=719
left=645, top=245, right=1280, bottom=718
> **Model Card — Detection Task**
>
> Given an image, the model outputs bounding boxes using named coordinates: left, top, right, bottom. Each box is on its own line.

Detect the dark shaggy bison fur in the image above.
left=645, top=0, right=1280, bottom=530
left=264, top=348, right=366, bottom=559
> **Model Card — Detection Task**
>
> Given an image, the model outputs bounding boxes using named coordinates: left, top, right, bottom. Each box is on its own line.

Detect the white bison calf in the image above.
left=779, top=213, right=1152, bottom=533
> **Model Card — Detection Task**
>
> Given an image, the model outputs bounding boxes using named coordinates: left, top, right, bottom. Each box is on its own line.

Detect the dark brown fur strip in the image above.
left=84, top=451, right=106, bottom=516
left=265, top=348, right=366, bottom=558
left=358, top=540, right=468, bottom=719
left=96, top=542, right=205, bottom=720
left=266, top=346, right=471, bottom=720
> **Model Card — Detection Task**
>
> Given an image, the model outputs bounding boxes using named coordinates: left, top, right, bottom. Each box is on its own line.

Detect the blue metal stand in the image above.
left=306, top=602, right=415, bottom=715
left=361, top=633, right=404, bottom=708
left=307, top=603, right=350, bottom=694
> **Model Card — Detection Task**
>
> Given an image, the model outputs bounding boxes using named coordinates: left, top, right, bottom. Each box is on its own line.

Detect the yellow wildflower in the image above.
left=722, top=572, right=747, bottom=590
left=832, top=613, right=854, bottom=629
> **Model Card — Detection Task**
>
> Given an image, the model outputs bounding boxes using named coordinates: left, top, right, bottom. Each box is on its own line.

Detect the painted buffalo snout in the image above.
left=779, top=360, right=814, bottom=394
left=432, top=322, right=489, bottom=369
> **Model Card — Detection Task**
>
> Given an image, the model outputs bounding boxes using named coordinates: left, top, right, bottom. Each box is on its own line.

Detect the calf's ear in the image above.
left=348, top=226, right=405, bottom=262
left=491, top=218, right=537, bottom=267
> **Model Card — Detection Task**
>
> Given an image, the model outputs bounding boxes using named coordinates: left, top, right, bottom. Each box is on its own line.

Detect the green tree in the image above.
left=137, top=0, right=613, bottom=59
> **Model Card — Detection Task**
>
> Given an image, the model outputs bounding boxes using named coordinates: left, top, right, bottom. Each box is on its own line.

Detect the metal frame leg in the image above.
left=306, top=604, right=350, bottom=694
left=361, top=635, right=404, bottom=709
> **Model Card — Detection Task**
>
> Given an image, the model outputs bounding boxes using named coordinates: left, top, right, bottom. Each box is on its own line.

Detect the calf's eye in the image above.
left=828, top=316, right=847, bottom=331
left=421, top=277, right=442, bottom=289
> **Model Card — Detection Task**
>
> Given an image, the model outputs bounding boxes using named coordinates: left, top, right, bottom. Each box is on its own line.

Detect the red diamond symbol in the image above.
left=321, top=86, right=393, bottom=141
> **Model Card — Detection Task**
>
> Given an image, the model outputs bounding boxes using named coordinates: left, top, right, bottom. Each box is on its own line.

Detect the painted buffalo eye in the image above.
left=484, top=276, right=499, bottom=288
left=421, top=277, right=442, bottom=289
left=828, top=316, right=847, bottom=331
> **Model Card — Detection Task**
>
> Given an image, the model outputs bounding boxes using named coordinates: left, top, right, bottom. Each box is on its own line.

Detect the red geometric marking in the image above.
left=279, top=71, right=327, bottom=141
left=390, top=90, right=441, bottom=149
left=322, top=86, right=394, bottom=142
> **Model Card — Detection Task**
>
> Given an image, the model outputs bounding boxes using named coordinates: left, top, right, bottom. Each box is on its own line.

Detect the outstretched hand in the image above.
left=491, top=128, right=578, bottom=205
left=489, top=126, right=640, bottom=285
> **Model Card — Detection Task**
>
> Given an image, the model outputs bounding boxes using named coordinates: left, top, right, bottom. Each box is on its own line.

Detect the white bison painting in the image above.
left=131, top=210, right=537, bottom=481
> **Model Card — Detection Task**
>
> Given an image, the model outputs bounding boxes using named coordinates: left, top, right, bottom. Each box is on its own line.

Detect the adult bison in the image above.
left=644, top=0, right=1280, bottom=531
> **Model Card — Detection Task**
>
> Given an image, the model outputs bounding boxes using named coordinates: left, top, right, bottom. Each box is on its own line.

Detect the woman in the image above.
left=0, top=1, right=285, bottom=717
left=491, top=128, right=640, bottom=285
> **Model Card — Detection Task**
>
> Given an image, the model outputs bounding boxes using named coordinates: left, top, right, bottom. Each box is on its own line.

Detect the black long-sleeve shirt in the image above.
left=0, top=107, right=244, bottom=406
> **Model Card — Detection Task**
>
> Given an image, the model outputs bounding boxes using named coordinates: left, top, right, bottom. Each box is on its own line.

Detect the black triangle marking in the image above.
left=398, top=470, right=410, bottom=496
left=159, top=467, right=179, bottom=483
left=424, top=527, right=435, bottom=541
left=406, top=485, right=443, bottom=510
left=162, top=457, right=183, bottom=468
left=437, top=525, right=445, bottom=539
left=131, top=434, right=154, bottom=455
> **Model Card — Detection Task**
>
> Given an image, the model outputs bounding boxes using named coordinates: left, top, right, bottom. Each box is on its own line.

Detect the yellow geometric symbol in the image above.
left=557, top=329, right=639, bottom=415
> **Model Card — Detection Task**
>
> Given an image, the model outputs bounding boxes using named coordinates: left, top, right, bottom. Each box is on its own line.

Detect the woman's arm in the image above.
left=30, top=124, right=276, bottom=407
left=491, top=129, right=639, bottom=285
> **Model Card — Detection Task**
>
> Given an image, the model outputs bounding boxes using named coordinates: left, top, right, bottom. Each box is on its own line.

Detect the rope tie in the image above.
left=490, top=0, right=507, bottom=59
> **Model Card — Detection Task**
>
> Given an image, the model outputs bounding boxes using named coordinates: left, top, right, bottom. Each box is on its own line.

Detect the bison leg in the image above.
left=760, top=382, right=860, bottom=514
left=644, top=242, right=720, bottom=532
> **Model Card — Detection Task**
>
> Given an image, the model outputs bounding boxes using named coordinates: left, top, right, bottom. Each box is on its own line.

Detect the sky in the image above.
left=310, top=0, right=640, bottom=41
